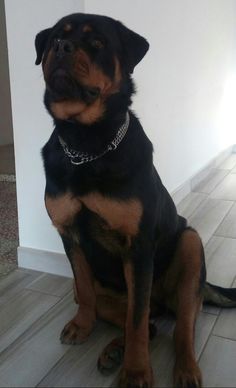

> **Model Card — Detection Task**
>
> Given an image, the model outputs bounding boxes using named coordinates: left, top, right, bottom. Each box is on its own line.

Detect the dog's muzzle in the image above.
left=53, top=39, right=74, bottom=58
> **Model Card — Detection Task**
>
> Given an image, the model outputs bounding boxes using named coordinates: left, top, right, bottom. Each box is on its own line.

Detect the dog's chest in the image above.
left=45, top=192, right=143, bottom=248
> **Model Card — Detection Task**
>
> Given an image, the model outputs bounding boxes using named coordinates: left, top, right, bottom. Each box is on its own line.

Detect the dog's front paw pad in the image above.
left=97, top=337, right=124, bottom=375
left=118, top=367, right=153, bottom=388
left=174, top=361, right=202, bottom=388
left=60, top=320, right=91, bottom=345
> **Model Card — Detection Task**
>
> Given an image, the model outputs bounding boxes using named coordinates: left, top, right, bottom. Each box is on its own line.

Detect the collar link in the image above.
left=58, top=112, right=130, bottom=166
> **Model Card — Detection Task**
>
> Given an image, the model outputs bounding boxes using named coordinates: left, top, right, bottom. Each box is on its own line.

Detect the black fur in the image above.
left=36, top=12, right=236, bottom=332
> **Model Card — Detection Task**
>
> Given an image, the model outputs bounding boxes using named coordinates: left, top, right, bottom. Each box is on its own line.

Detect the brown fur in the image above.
left=50, top=98, right=106, bottom=125
left=82, top=24, right=92, bottom=33
left=172, top=230, right=203, bottom=387
left=46, top=192, right=142, bottom=238
left=94, top=230, right=204, bottom=387
left=64, top=23, right=72, bottom=32
left=43, top=48, right=54, bottom=81
left=95, top=281, right=127, bottom=328
left=45, top=193, right=82, bottom=234
left=81, top=192, right=143, bottom=238
left=61, top=248, right=96, bottom=344
left=47, top=48, right=121, bottom=124
left=150, top=230, right=203, bottom=387
left=120, top=261, right=153, bottom=387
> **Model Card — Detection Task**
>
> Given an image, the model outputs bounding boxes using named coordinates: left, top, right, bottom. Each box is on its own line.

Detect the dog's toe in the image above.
left=97, top=337, right=124, bottom=375
left=60, top=320, right=91, bottom=345
left=174, top=359, right=202, bottom=388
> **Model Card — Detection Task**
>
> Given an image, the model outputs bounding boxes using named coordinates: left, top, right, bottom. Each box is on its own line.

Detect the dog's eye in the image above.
left=84, top=87, right=101, bottom=102
left=90, top=39, right=104, bottom=49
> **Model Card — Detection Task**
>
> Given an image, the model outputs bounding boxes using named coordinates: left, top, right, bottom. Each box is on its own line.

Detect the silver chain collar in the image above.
left=58, top=112, right=130, bottom=166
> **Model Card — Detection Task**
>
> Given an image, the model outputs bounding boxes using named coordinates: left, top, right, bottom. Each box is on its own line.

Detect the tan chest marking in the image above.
left=45, top=193, right=82, bottom=234
left=80, top=192, right=143, bottom=238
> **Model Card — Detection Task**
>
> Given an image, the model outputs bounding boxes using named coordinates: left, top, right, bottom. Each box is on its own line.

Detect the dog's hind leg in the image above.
left=166, top=228, right=205, bottom=388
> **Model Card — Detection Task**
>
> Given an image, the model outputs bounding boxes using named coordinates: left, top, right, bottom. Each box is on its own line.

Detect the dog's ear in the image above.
left=116, top=21, right=149, bottom=73
left=35, top=28, right=52, bottom=65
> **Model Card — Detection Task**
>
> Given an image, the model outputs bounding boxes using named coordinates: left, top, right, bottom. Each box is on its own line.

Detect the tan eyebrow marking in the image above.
left=64, top=23, right=72, bottom=32
left=83, top=24, right=92, bottom=33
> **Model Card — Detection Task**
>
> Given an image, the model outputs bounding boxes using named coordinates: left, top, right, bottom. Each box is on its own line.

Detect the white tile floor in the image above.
left=0, top=154, right=236, bottom=387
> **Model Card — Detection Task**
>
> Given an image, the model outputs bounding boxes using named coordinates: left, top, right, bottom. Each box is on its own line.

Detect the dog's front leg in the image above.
left=60, top=235, right=96, bottom=345
left=119, top=239, right=154, bottom=388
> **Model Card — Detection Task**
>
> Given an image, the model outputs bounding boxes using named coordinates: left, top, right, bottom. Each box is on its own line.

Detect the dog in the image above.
left=35, top=13, right=236, bottom=388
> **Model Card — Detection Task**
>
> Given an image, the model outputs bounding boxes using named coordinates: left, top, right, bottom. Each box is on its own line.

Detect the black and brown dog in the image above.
left=35, top=13, right=236, bottom=388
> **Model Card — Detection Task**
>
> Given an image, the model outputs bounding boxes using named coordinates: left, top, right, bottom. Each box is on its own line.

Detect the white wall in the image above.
left=4, top=0, right=236, bottom=263
left=0, top=0, right=13, bottom=145
left=86, top=0, right=236, bottom=192
left=5, top=0, right=84, bottom=254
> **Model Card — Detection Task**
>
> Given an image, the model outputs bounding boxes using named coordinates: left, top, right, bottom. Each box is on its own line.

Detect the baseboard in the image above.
left=18, top=246, right=73, bottom=278
left=172, top=145, right=234, bottom=205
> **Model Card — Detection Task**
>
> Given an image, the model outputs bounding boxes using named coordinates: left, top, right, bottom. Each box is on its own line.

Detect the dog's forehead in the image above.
left=55, top=13, right=118, bottom=36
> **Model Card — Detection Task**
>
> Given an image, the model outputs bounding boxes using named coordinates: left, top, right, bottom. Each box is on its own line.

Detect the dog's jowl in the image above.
left=35, top=13, right=236, bottom=388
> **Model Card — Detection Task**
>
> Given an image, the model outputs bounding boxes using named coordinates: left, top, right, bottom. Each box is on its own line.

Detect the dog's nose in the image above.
left=53, top=39, right=74, bottom=57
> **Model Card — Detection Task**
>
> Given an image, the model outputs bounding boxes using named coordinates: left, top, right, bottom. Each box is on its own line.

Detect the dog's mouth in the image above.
left=46, top=68, right=101, bottom=103
left=48, top=68, right=75, bottom=100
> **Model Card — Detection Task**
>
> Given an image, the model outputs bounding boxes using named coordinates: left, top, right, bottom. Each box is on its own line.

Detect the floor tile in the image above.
left=188, top=199, right=233, bottom=245
left=199, top=335, right=236, bottom=387
left=177, top=192, right=207, bottom=218
left=39, top=322, right=121, bottom=388
left=204, top=236, right=236, bottom=287
left=218, top=154, right=236, bottom=170
left=212, top=279, right=236, bottom=340
left=0, top=289, right=59, bottom=354
left=0, top=266, right=38, bottom=302
left=210, top=173, right=236, bottom=200
left=26, top=273, right=73, bottom=298
left=193, top=169, right=229, bottom=194
left=215, top=202, right=236, bottom=238
left=149, top=312, right=216, bottom=388
left=202, top=304, right=221, bottom=315
left=0, top=293, right=76, bottom=388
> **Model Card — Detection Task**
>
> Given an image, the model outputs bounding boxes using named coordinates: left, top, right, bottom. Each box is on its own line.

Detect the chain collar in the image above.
left=58, top=112, right=130, bottom=166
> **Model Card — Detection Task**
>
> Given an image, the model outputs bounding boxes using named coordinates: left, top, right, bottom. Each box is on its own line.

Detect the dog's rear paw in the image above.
left=174, top=360, right=202, bottom=388
left=60, top=320, right=92, bottom=345
left=97, top=337, right=124, bottom=375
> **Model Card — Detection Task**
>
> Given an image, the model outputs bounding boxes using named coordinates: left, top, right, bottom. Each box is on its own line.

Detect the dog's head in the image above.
left=35, top=13, right=149, bottom=125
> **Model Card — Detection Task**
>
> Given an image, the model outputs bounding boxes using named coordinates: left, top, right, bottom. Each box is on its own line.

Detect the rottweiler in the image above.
left=35, top=13, right=236, bottom=388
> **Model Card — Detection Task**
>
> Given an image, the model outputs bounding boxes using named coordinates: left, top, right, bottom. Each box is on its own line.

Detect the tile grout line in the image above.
left=0, top=292, right=70, bottom=360
left=211, top=200, right=236, bottom=238
left=197, top=311, right=220, bottom=363
left=210, top=333, right=236, bottom=343
left=35, top=346, right=73, bottom=388
left=204, top=200, right=235, bottom=246
left=198, top=276, right=236, bottom=363
left=192, top=168, right=231, bottom=196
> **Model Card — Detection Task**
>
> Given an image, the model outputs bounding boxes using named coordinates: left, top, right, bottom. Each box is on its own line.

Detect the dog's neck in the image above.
left=57, top=111, right=130, bottom=166
left=54, top=105, right=128, bottom=149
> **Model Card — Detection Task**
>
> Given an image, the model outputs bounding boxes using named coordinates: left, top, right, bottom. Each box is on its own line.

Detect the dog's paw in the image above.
left=174, top=359, right=202, bottom=388
left=97, top=337, right=124, bottom=375
left=60, top=320, right=92, bottom=345
left=118, top=366, right=153, bottom=388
